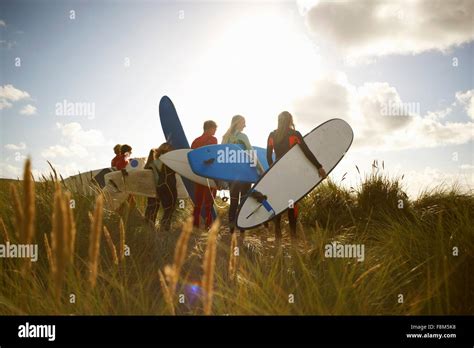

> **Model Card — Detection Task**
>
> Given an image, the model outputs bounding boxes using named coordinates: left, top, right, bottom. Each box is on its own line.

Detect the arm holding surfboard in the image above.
left=294, top=131, right=327, bottom=179
left=237, top=117, right=353, bottom=231
left=265, top=111, right=328, bottom=239
left=236, top=132, right=266, bottom=174
left=266, top=129, right=327, bottom=179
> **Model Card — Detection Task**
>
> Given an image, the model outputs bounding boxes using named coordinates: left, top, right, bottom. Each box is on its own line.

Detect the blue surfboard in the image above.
left=188, top=145, right=273, bottom=183
left=159, top=96, right=216, bottom=219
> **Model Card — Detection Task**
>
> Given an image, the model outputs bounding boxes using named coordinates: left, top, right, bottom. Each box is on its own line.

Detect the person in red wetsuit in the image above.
left=113, top=144, right=132, bottom=170
left=267, top=111, right=327, bottom=240
left=191, top=120, right=218, bottom=229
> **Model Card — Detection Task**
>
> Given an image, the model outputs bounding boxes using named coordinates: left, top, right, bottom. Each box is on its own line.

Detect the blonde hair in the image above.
left=222, top=115, right=245, bottom=144
left=275, top=111, right=295, bottom=143
left=113, top=144, right=121, bottom=155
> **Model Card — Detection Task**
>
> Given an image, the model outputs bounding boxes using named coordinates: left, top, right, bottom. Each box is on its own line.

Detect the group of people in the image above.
left=111, top=144, right=133, bottom=170
left=111, top=111, right=326, bottom=239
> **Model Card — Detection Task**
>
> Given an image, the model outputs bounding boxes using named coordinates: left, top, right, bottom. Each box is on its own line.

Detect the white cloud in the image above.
left=41, top=145, right=75, bottom=158
left=334, top=159, right=473, bottom=198
left=426, top=107, right=453, bottom=121
left=0, top=84, right=30, bottom=110
left=0, top=163, right=21, bottom=179
left=41, top=144, right=89, bottom=159
left=460, top=164, right=474, bottom=170
left=304, top=0, right=474, bottom=59
left=293, top=72, right=474, bottom=151
left=0, top=84, right=30, bottom=102
left=0, top=20, right=5, bottom=27
left=0, top=161, right=44, bottom=180
left=19, top=104, right=37, bottom=115
left=403, top=166, right=473, bottom=197
left=45, top=161, right=83, bottom=177
left=41, top=122, right=109, bottom=160
left=296, top=0, right=319, bottom=16
left=56, top=122, right=107, bottom=147
left=0, top=99, right=12, bottom=109
left=4, top=142, right=26, bottom=150
left=455, top=89, right=474, bottom=120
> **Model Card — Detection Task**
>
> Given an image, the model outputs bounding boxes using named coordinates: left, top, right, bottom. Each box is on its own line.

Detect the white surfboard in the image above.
left=236, top=118, right=353, bottom=229
left=63, top=157, right=147, bottom=194
left=63, top=169, right=107, bottom=196
left=103, top=169, right=189, bottom=199
left=125, top=157, right=146, bottom=171
left=159, top=149, right=218, bottom=189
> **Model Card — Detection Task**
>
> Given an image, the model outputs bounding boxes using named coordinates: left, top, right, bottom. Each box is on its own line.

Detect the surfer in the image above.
left=149, top=142, right=178, bottom=232
left=222, top=115, right=263, bottom=235
left=111, top=144, right=122, bottom=168
left=113, top=144, right=133, bottom=171
left=144, top=148, right=159, bottom=224
left=191, top=120, right=218, bottom=229
left=266, top=111, right=327, bottom=240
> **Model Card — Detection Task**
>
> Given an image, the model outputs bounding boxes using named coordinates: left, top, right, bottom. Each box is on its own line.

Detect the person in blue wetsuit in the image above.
left=222, top=115, right=264, bottom=235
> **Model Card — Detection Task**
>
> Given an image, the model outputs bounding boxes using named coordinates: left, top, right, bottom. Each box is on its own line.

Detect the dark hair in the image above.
left=155, top=142, right=174, bottom=158
left=144, top=148, right=157, bottom=169
left=120, top=144, right=132, bottom=154
left=203, top=120, right=217, bottom=131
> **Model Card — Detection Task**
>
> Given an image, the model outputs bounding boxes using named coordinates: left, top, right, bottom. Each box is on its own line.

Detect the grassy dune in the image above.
left=0, top=159, right=472, bottom=315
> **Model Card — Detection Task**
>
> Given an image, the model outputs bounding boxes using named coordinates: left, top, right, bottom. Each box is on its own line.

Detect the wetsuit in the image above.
left=266, top=129, right=322, bottom=238
left=113, top=154, right=129, bottom=170
left=191, top=133, right=218, bottom=228
left=144, top=158, right=159, bottom=223
left=111, top=154, right=120, bottom=168
left=150, top=159, right=177, bottom=232
left=225, top=132, right=253, bottom=234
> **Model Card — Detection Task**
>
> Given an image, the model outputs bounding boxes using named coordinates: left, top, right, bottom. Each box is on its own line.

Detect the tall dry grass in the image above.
left=119, top=218, right=126, bottom=262
left=88, top=194, right=104, bottom=289
left=0, top=217, right=10, bottom=244
left=159, top=217, right=194, bottom=315
left=6, top=159, right=36, bottom=275
left=49, top=182, right=76, bottom=300
left=0, top=158, right=472, bottom=315
left=228, top=232, right=238, bottom=280
left=103, top=226, right=119, bottom=266
left=202, top=219, right=220, bottom=315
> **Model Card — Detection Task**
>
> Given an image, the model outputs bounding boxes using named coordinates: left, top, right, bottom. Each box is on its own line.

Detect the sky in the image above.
left=0, top=0, right=473, bottom=197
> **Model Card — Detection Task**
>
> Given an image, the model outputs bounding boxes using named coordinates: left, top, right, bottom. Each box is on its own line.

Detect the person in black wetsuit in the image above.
left=266, top=111, right=327, bottom=240
left=149, top=143, right=178, bottom=232
left=144, top=147, right=159, bottom=224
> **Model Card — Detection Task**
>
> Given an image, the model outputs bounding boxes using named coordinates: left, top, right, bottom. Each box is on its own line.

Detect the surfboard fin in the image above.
left=245, top=190, right=274, bottom=220
left=249, top=190, right=267, bottom=203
